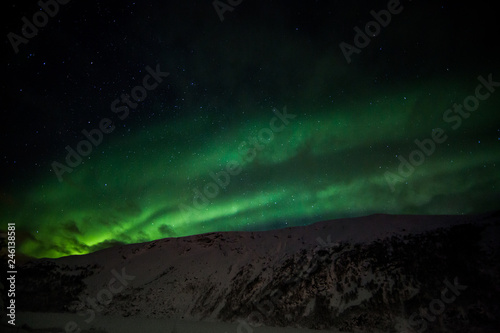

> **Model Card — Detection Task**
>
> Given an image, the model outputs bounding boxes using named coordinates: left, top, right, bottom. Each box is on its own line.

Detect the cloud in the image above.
left=62, top=220, right=82, bottom=235
left=88, top=239, right=127, bottom=253
left=158, top=224, right=176, bottom=237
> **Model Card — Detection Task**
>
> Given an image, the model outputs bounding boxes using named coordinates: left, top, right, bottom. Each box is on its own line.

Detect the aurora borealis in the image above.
left=2, top=0, right=499, bottom=258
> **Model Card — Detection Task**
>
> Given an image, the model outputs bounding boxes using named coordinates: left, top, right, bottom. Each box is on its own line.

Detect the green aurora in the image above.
left=2, top=0, right=499, bottom=259
left=3, top=75, right=499, bottom=258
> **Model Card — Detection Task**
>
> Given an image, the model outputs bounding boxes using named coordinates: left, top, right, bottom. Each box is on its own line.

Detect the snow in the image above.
left=11, top=212, right=498, bottom=332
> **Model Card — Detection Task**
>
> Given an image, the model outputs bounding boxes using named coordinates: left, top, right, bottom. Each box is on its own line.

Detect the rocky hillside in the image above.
left=5, top=212, right=500, bottom=332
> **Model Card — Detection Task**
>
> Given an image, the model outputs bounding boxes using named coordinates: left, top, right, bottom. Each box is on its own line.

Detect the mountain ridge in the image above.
left=4, top=212, right=500, bottom=332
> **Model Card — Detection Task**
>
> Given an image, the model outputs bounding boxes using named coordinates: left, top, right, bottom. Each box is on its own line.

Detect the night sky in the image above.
left=1, top=0, right=499, bottom=258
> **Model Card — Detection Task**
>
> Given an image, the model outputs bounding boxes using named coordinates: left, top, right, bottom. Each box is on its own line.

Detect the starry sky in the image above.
left=1, top=0, right=499, bottom=258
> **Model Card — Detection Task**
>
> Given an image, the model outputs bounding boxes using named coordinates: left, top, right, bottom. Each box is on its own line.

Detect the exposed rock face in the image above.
left=8, top=212, right=500, bottom=332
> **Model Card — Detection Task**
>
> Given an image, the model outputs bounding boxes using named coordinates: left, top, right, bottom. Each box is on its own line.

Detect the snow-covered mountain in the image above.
left=4, top=212, right=500, bottom=332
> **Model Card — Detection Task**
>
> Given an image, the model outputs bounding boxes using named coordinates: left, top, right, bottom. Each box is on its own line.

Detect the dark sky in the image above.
left=1, top=0, right=499, bottom=258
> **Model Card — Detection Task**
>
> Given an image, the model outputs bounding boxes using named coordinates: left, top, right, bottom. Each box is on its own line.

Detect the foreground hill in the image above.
left=2, top=212, right=499, bottom=332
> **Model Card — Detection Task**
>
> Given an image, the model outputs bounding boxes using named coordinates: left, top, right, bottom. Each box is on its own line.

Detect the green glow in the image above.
left=3, top=76, right=500, bottom=258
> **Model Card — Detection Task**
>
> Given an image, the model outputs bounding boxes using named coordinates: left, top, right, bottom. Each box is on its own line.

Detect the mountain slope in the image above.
left=6, top=212, right=500, bottom=332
